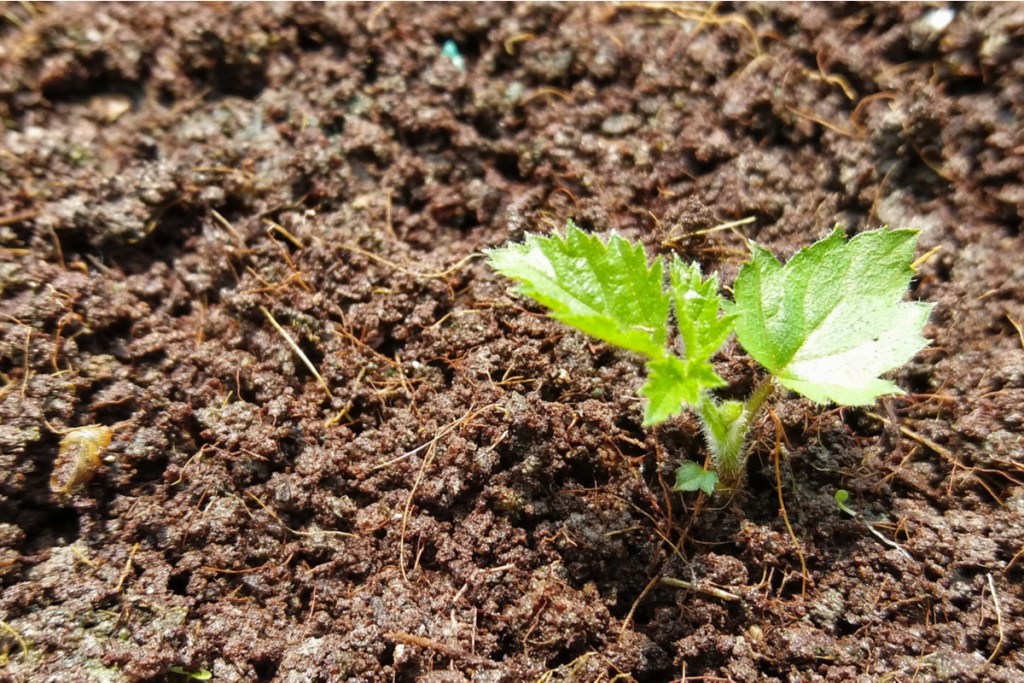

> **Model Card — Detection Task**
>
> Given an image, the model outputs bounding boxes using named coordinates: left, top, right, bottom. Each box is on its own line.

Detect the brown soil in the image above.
left=2, top=3, right=1023, bottom=682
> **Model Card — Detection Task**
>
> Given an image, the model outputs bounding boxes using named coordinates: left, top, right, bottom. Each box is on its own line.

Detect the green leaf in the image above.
left=673, top=461, right=719, bottom=495
left=669, top=259, right=735, bottom=363
left=730, top=227, right=932, bottom=406
left=635, top=261, right=733, bottom=426
left=487, top=220, right=670, bottom=359
left=639, top=356, right=725, bottom=425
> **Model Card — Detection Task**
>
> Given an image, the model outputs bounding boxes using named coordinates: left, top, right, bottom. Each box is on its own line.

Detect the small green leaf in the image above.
left=487, top=220, right=670, bottom=359
left=669, top=259, right=735, bottom=363
left=170, top=667, right=213, bottom=681
left=730, top=227, right=932, bottom=405
left=673, top=461, right=719, bottom=495
left=639, top=356, right=725, bottom=425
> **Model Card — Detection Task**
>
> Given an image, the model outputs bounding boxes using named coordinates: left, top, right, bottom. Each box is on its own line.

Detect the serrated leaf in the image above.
left=730, top=227, right=933, bottom=405
left=487, top=220, right=670, bottom=359
left=669, top=259, right=736, bottom=363
left=639, top=356, right=725, bottom=425
left=673, top=461, right=718, bottom=495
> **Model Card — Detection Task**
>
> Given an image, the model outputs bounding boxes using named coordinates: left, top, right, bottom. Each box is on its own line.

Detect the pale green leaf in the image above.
left=669, top=259, right=735, bottom=363
left=730, top=227, right=932, bottom=405
left=639, top=356, right=725, bottom=425
left=487, top=221, right=670, bottom=359
left=673, top=461, right=718, bottom=495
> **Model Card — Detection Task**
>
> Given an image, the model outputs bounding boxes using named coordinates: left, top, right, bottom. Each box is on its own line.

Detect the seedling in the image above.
left=834, top=489, right=857, bottom=516
left=488, top=221, right=932, bottom=491
left=834, top=488, right=912, bottom=559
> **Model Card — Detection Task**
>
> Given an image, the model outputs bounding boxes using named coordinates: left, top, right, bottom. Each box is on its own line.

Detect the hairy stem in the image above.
left=697, top=376, right=775, bottom=486
left=744, top=375, right=776, bottom=427
left=696, top=396, right=748, bottom=482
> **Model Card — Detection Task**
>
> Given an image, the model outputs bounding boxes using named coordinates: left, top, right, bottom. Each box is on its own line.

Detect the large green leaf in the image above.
left=729, top=227, right=932, bottom=405
left=487, top=221, right=670, bottom=359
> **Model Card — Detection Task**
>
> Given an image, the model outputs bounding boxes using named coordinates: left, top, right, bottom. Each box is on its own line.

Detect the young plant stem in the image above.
left=697, top=376, right=775, bottom=485
left=744, top=375, right=775, bottom=427
left=695, top=396, right=747, bottom=483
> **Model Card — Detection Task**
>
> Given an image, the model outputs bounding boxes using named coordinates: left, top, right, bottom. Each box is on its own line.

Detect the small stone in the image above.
left=601, top=113, right=641, bottom=136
